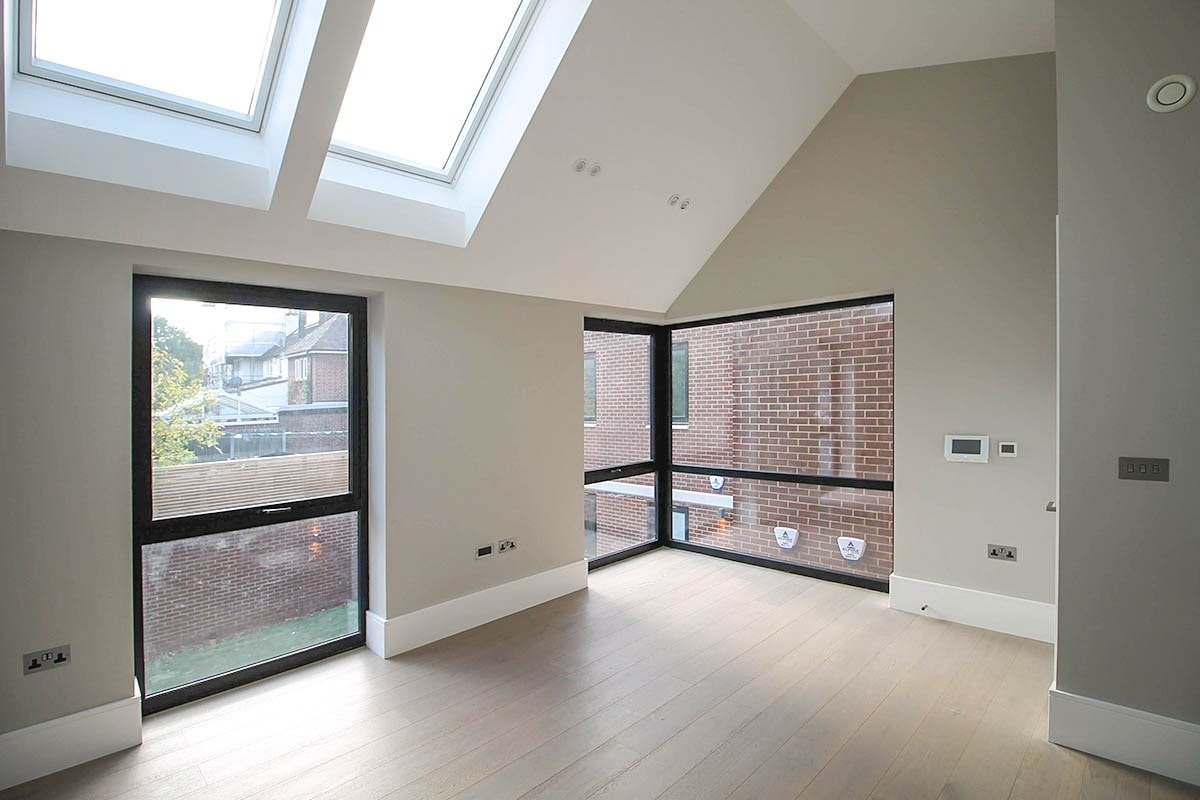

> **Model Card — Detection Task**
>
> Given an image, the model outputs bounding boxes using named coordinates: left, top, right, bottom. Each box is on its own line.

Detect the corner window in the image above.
left=583, top=352, right=597, bottom=423
left=672, top=341, right=689, bottom=423
left=330, top=0, right=541, bottom=182
left=649, top=504, right=689, bottom=542
left=17, top=0, right=294, bottom=129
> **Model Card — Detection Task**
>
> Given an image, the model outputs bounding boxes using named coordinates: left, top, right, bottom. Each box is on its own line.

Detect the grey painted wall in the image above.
left=0, top=231, right=585, bottom=734
left=668, top=54, right=1059, bottom=604
left=1055, top=0, right=1200, bottom=723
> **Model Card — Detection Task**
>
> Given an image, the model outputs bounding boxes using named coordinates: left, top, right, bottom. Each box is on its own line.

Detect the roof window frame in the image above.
left=14, top=0, right=296, bottom=132
left=327, top=0, right=543, bottom=185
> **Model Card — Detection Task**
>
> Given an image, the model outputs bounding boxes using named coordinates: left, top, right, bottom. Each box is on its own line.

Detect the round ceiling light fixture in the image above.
left=1146, top=74, right=1195, bottom=113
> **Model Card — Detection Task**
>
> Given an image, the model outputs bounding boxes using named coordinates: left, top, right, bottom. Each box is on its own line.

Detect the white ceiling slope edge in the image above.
left=0, top=1, right=1053, bottom=312
left=785, top=0, right=1054, bottom=75
left=0, top=0, right=852, bottom=312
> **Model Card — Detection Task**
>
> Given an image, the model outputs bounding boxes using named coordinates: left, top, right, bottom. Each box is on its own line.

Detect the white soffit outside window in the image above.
left=3, top=0, right=321, bottom=209
left=311, top=0, right=588, bottom=248
left=330, top=0, right=537, bottom=183
left=16, top=0, right=293, bottom=130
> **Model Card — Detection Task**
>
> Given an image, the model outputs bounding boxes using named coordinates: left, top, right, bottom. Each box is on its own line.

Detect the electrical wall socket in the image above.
left=498, top=538, right=517, bottom=553
left=23, top=645, right=70, bottom=675
left=988, top=544, right=1017, bottom=561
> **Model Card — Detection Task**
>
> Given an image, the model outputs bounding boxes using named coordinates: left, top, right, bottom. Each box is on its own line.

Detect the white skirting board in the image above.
left=889, top=573, right=1055, bottom=643
left=366, top=559, right=588, bottom=658
left=0, top=680, right=142, bottom=790
left=1049, top=684, right=1200, bottom=786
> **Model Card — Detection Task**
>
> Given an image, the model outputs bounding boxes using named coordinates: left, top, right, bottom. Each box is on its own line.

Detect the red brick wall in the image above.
left=141, top=512, right=359, bottom=659
left=583, top=331, right=651, bottom=471
left=673, top=474, right=893, bottom=580
left=672, top=303, right=893, bottom=479
left=275, top=406, right=349, bottom=454
left=584, top=302, right=894, bottom=579
left=311, top=353, right=348, bottom=402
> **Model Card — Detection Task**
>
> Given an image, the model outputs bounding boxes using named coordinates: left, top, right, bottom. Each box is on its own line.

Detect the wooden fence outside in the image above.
left=153, top=450, right=349, bottom=519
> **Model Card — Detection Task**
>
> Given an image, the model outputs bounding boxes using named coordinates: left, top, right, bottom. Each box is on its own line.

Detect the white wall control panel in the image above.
left=998, top=441, right=1018, bottom=457
left=945, top=434, right=989, bottom=463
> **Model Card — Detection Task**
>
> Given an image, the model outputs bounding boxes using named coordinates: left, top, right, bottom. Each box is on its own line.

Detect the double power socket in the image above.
left=23, top=644, right=70, bottom=675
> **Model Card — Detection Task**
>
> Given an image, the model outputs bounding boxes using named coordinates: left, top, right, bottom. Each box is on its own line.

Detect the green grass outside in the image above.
left=145, top=602, right=358, bottom=695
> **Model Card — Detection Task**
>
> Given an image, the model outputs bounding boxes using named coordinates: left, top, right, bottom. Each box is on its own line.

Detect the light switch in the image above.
left=1118, top=457, right=1169, bottom=482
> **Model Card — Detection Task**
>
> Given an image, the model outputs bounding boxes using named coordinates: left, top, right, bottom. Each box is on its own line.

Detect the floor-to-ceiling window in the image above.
left=669, top=298, right=894, bottom=588
left=585, top=297, right=893, bottom=588
left=582, top=320, right=662, bottom=566
left=133, top=276, right=367, bottom=712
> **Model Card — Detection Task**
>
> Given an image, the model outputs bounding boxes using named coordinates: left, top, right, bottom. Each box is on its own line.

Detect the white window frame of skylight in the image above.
left=328, top=0, right=543, bottom=186
left=13, top=0, right=295, bottom=132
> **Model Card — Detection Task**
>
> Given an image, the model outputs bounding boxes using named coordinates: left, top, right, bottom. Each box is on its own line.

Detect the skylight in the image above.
left=17, top=0, right=293, bottom=129
left=331, top=0, right=539, bottom=182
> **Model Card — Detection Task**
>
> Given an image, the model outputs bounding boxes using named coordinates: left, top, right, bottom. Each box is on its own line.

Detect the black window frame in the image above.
left=585, top=293, right=894, bottom=592
left=132, top=275, right=369, bottom=714
left=582, top=318, right=662, bottom=568
left=648, top=503, right=689, bottom=542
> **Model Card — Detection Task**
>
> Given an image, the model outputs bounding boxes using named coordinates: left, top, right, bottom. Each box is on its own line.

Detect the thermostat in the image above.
left=998, top=442, right=1018, bottom=458
left=945, top=435, right=989, bottom=463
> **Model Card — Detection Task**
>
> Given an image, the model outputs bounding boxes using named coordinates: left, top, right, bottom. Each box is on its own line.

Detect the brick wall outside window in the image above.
left=142, top=512, right=359, bottom=660
left=311, top=353, right=348, bottom=402
left=584, top=302, right=894, bottom=579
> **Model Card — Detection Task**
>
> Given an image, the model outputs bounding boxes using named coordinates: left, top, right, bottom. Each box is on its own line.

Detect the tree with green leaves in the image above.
left=152, top=317, right=204, bottom=380
left=152, top=347, right=221, bottom=466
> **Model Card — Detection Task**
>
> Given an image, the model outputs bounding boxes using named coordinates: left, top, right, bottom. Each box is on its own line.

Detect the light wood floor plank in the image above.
left=5, top=552, right=1187, bottom=800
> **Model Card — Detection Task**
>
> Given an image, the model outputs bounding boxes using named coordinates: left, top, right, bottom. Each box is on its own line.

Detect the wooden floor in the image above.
left=5, top=549, right=1197, bottom=800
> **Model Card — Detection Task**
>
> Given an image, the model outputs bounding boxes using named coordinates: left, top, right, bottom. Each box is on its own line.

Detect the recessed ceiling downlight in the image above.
left=1147, top=74, right=1195, bottom=113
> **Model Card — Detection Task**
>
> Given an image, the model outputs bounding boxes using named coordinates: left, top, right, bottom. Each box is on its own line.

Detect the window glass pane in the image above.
left=585, top=473, right=655, bottom=560
left=648, top=503, right=689, bottom=541
left=30, top=0, right=283, bottom=116
left=332, top=0, right=527, bottom=173
left=583, top=330, right=651, bottom=471
left=583, top=352, right=596, bottom=422
left=141, top=512, right=360, bottom=695
left=583, top=493, right=597, bottom=559
left=150, top=299, right=351, bottom=519
left=671, top=342, right=689, bottom=422
left=672, top=302, right=893, bottom=480
left=672, top=473, right=892, bottom=581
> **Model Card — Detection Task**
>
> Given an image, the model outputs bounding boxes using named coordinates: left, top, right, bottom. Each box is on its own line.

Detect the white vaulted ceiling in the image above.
left=785, top=0, right=1054, bottom=74
left=0, top=1, right=1054, bottom=312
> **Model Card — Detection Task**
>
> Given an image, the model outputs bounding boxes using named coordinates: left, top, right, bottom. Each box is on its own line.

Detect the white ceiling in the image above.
left=0, top=1, right=1054, bottom=312
left=785, top=0, right=1054, bottom=74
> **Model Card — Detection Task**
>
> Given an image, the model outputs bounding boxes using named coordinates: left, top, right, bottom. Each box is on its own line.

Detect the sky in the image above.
left=33, top=0, right=279, bottom=114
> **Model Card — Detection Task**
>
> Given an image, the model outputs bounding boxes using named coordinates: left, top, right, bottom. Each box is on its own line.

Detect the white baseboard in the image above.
left=366, top=560, right=588, bottom=658
left=0, top=680, right=142, bottom=790
left=889, top=573, right=1055, bottom=643
left=1049, top=684, right=1200, bottom=786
